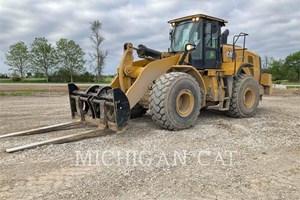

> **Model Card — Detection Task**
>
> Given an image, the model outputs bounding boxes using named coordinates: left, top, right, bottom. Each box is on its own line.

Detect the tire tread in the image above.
left=149, top=72, right=200, bottom=130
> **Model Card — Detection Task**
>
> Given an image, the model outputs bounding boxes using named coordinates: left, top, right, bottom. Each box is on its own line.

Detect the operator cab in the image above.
left=168, top=14, right=227, bottom=70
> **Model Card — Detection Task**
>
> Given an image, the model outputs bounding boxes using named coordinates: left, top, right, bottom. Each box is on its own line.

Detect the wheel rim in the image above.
left=243, top=87, right=255, bottom=108
left=176, top=89, right=195, bottom=117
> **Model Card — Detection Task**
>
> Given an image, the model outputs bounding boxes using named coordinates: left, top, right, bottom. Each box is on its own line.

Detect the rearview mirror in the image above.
left=169, top=28, right=174, bottom=40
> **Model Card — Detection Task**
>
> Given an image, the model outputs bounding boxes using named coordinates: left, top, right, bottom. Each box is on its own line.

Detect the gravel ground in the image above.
left=0, top=89, right=299, bottom=200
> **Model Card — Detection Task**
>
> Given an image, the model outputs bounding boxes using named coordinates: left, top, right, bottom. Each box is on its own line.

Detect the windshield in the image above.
left=170, top=21, right=202, bottom=52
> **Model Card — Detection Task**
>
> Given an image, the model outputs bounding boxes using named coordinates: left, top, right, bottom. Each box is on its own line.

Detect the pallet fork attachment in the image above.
left=68, top=83, right=131, bottom=131
left=1, top=83, right=131, bottom=153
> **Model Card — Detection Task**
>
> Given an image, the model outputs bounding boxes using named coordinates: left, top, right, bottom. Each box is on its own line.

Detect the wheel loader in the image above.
left=1, top=14, right=273, bottom=152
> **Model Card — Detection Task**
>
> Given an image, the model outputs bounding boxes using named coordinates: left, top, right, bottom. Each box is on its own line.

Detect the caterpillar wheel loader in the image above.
left=1, top=14, right=273, bottom=152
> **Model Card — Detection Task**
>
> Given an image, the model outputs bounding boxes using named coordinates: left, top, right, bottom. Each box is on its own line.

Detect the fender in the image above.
left=125, top=55, right=181, bottom=109
left=236, top=63, right=254, bottom=76
left=171, top=65, right=207, bottom=107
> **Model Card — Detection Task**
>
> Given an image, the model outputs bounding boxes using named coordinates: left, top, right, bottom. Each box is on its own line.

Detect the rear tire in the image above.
left=149, top=72, right=201, bottom=130
left=227, top=74, right=260, bottom=117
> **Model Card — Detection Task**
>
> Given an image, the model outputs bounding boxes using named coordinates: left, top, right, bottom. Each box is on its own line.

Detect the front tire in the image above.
left=149, top=72, right=201, bottom=130
left=227, top=74, right=260, bottom=117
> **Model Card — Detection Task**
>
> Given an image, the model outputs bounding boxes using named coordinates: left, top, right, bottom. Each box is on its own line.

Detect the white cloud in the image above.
left=0, top=0, right=299, bottom=75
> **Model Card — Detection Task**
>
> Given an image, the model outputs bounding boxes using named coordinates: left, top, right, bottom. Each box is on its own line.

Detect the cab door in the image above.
left=203, top=20, right=221, bottom=69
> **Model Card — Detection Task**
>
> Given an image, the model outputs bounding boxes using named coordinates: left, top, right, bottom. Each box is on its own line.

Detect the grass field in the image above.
left=0, top=79, right=12, bottom=83
left=287, top=85, right=300, bottom=89
left=0, top=78, right=48, bottom=83
left=283, top=81, right=300, bottom=88
left=0, top=83, right=103, bottom=96
left=0, top=76, right=114, bottom=83
left=0, top=90, right=46, bottom=96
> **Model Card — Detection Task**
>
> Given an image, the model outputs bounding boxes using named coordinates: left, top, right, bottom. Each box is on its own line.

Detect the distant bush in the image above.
left=49, top=69, right=97, bottom=83
left=75, top=72, right=96, bottom=83
left=0, top=73, right=9, bottom=79
left=102, top=76, right=114, bottom=84
left=12, top=77, right=22, bottom=82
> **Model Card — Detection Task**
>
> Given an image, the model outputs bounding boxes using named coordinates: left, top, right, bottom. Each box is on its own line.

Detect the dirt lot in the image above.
left=0, top=89, right=299, bottom=200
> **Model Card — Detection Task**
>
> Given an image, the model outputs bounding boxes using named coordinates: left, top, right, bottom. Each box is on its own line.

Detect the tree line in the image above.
left=262, top=51, right=300, bottom=83
left=4, top=20, right=108, bottom=83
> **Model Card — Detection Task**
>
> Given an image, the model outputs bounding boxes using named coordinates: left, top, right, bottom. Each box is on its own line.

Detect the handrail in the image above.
left=232, top=32, right=249, bottom=75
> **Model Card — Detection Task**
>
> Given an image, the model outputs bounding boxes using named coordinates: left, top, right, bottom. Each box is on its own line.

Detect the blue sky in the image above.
left=0, top=0, right=299, bottom=75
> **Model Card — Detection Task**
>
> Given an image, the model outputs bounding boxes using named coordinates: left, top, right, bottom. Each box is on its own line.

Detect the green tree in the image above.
left=89, top=20, right=108, bottom=82
left=30, top=37, right=58, bottom=82
left=5, top=41, right=30, bottom=79
left=56, top=39, right=85, bottom=82
left=267, top=60, right=286, bottom=80
left=284, top=51, right=300, bottom=82
left=262, top=51, right=300, bottom=82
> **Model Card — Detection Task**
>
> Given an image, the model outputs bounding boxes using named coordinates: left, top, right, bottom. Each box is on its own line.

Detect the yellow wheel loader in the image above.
left=2, top=14, right=273, bottom=152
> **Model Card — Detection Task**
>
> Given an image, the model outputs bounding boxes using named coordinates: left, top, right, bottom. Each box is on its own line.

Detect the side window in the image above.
left=182, top=28, right=190, bottom=45
left=206, top=50, right=216, bottom=59
left=204, top=21, right=218, bottom=60
left=190, top=22, right=203, bottom=60
left=205, top=23, right=212, bottom=47
left=211, top=24, right=218, bottom=48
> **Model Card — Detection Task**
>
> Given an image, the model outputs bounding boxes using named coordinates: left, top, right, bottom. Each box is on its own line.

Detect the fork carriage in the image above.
left=68, top=83, right=131, bottom=131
